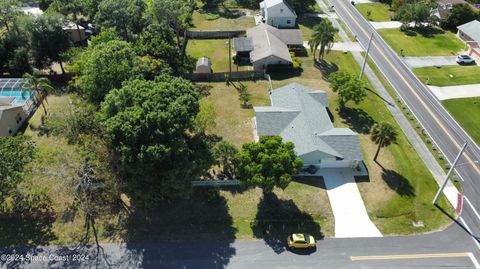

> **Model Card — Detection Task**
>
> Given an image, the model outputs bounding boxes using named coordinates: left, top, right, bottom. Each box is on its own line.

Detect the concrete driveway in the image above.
left=428, top=84, right=480, bottom=100
left=403, top=56, right=459, bottom=68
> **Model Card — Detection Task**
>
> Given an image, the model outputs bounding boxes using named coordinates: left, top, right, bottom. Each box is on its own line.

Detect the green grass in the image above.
left=443, top=97, right=480, bottom=145
left=378, top=28, right=465, bottom=56
left=187, top=39, right=249, bottom=72
left=356, top=3, right=393, bottom=22
left=322, top=51, right=454, bottom=234
left=413, top=66, right=480, bottom=86
left=191, top=9, right=255, bottom=31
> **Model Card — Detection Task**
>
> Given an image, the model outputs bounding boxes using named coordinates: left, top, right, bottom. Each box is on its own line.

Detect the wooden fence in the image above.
left=191, top=180, right=240, bottom=187
left=186, top=30, right=246, bottom=39
left=184, top=70, right=266, bottom=82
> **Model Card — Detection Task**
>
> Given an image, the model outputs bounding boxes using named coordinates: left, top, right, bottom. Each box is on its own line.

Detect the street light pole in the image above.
left=359, top=32, right=374, bottom=80
left=432, top=141, right=468, bottom=205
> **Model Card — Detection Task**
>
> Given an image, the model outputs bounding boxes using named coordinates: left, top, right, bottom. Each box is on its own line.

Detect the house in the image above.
left=246, top=24, right=303, bottom=70
left=0, top=79, right=33, bottom=137
left=432, top=0, right=468, bottom=19
left=196, top=57, right=212, bottom=73
left=457, top=20, right=480, bottom=60
left=259, top=0, right=297, bottom=28
left=253, top=83, right=364, bottom=169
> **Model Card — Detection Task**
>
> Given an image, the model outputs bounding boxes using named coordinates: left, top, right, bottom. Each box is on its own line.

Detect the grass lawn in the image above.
left=443, top=98, right=480, bottom=145
left=356, top=3, right=393, bottom=22
left=187, top=39, right=250, bottom=72
left=191, top=10, right=255, bottom=31
left=320, top=51, right=453, bottom=235
left=413, top=66, right=480, bottom=86
left=298, top=16, right=342, bottom=42
left=378, top=28, right=465, bottom=56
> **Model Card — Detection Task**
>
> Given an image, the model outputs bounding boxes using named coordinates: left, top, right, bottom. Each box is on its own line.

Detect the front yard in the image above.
left=443, top=97, right=480, bottom=144
left=356, top=2, right=393, bottom=22
left=378, top=28, right=465, bottom=56
left=413, top=65, right=480, bottom=86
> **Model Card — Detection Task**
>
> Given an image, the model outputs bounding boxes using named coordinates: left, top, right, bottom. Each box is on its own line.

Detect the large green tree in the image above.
left=287, top=0, right=317, bottom=13
left=235, top=136, right=303, bottom=193
left=213, top=140, right=237, bottom=179
left=95, top=0, right=146, bottom=40
left=308, top=19, right=338, bottom=61
left=99, top=75, right=211, bottom=206
left=72, top=39, right=147, bottom=102
left=22, top=72, right=55, bottom=115
left=28, top=14, right=72, bottom=74
left=329, top=71, right=367, bottom=107
left=371, top=121, right=398, bottom=161
left=0, top=136, right=36, bottom=204
left=445, top=4, right=478, bottom=29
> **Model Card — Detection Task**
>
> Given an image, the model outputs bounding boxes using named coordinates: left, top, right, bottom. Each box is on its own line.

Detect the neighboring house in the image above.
left=0, top=79, right=34, bottom=137
left=253, top=83, right=364, bottom=169
left=196, top=57, right=212, bottom=74
left=457, top=20, right=480, bottom=60
left=432, top=0, right=468, bottom=20
left=259, top=0, right=297, bottom=28
left=245, top=23, right=303, bottom=70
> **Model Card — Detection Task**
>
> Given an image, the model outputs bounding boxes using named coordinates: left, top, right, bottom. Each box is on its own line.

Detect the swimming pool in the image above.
left=0, top=90, right=34, bottom=105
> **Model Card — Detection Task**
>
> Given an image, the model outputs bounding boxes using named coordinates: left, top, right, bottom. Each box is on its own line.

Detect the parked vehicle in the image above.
left=456, top=54, right=475, bottom=64
left=287, top=233, right=316, bottom=249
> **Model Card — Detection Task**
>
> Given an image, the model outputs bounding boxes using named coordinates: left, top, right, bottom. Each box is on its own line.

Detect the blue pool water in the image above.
left=0, top=90, right=34, bottom=105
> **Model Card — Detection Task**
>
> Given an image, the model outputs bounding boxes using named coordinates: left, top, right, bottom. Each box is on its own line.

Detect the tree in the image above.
left=49, top=0, right=88, bottom=46
left=235, top=136, right=303, bottom=193
left=193, top=100, right=216, bottom=134
left=99, top=75, right=211, bottom=207
left=445, top=4, right=478, bottom=29
left=237, top=83, right=251, bottom=108
left=287, top=0, right=317, bottom=13
left=371, top=121, right=398, bottom=161
left=94, top=0, right=146, bottom=40
left=329, top=71, right=367, bottom=107
left=213, top=140, right=238, bottom=178
left=0, top=136, right=36, bottom=204
left=0, top=0, right=22, bottom=31
left=72, top=40, right=147, bottom=103
left=22, top=72, right=55, bottom=115
left=308, top=19, right=338, bottom=61
left=28, top=14, right=72, bottom=74
left=392, top=0, right=406, bottom=11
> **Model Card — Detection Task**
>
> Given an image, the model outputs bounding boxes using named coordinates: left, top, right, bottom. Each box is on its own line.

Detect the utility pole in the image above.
left=432, top=141, right=468, bottom=205
left=359, top=32, right=374, bottom=80
left=228, top=36, right=232, bottom=79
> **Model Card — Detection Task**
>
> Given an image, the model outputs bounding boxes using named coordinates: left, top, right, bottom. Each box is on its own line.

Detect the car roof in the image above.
left=292, top=233, right=310, bottom=241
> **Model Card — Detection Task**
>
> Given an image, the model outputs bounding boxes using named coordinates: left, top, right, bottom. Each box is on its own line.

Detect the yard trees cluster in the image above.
left=329, top=71, right=367, bottom=107
left=394, top=1, right=435, bottom=29
left=99, top=75, right=212, bottom=207
left=443, top=4, right=479, bottom=29
left=235, top=136, right=303, bottom=193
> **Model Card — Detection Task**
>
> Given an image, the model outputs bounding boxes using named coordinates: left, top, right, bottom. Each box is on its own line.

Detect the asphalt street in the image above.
left=328, top=0, right=480, bottom=255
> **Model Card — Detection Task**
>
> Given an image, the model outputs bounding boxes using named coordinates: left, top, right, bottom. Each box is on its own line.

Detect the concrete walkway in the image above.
left=303, top=41, right=364, bottom=52
left=370, top=21, right=402, bottom=29
left=404, top=56, right=459, bottom=68
left=320, top=169, right=382, bottom=238
left=428, top=84, right=480, bottom=100
left=305, top=12, right=338, bottom=19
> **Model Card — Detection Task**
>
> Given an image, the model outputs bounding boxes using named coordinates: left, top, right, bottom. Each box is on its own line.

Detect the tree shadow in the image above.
left=251, top=192, right=323, bottom=254
left=338, top=107, right=375, bottom=134
left=122, top=188, right=237, bottom=268
left=379, top=167, right=415, bottom=197
left=314, top=59, right=339, bottom=80
left=293, top=176, right=327, bottom=189
left=297, top=16, right=322, bottom=31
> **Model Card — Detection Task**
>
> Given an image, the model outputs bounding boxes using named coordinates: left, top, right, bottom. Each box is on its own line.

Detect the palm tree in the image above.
left=308, top=19, right=338, bottom=61
left=213, top=140, right=238, bottom=179
left=371, top=121, right=398, bottom=162
left=22, top=71, right=55, bottom=115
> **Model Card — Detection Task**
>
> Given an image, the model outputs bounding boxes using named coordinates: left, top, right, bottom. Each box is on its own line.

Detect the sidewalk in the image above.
left=303, top=41, right=364, bottom=52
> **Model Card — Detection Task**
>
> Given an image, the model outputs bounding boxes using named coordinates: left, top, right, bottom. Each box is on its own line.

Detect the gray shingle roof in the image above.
left=233, top=37, right=253, bottom=52
left=457, top=20, right=480, bottom=42
left=254, top=83, right=363, bottom=161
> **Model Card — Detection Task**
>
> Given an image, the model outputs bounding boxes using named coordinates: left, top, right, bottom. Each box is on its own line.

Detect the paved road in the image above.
left=328, top=0, right=480, bottom=256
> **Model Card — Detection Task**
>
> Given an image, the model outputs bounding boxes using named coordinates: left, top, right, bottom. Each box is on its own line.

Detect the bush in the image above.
left=205, top=13, right=220, bottom=20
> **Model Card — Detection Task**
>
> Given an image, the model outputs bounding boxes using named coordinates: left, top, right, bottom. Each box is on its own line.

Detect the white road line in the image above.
left=459, top=216, right=480, bottom=252
left=465, top=196, right=480, bottom=223
left=468, top=252, right=480, bottom=269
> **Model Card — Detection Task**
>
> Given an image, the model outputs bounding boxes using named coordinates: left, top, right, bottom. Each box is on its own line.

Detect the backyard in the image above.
left=443, top=97, right=480, bottom=145
left=187, top=39, right=250, bottom=72
left=413, top=65, right=480, bottom=86
left=356, top=2, right=393, bottom=22
left=378, top=28, right=465, bottom=56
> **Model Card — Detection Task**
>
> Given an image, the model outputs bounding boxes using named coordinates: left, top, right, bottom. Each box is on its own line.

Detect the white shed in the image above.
left=196, top=57, right=212, bottom=73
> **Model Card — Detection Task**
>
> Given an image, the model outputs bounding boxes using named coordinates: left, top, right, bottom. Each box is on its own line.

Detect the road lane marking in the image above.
left=351, top=252, right=470, bottom=261
left=465, top=196, right=480, bottom=223
left=334, top=0, right=480, bottom=176
left=468, top=252, right=480, bottom=269
left=459, top=216, right=480, bottom=252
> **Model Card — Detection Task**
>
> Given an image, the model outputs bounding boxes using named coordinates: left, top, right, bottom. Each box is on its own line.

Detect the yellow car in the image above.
left=287, top=233, right=316, bottom=249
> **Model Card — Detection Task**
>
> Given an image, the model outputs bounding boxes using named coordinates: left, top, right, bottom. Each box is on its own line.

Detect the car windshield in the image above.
left=303, top=234, right=311, bottom=243
left=461, top=55, right=470, bottom=59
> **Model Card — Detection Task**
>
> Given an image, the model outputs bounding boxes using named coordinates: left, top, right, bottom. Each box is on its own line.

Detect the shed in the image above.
left=196, top=57, right=212, bottom=73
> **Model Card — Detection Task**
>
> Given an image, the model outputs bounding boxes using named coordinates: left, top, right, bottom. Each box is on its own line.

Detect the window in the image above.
left=280, top=8, right=284, bottom=13
left=287, top=20, right=291, bottom=24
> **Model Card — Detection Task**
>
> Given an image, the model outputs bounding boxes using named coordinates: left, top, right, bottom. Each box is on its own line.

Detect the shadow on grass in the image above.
left=378, top=166, right=415, bottom=197
left=293, top=176, right=327, bottom=190
left=268, top=69, right=304, bottom=80
left=297, top=16, right=323, bottom=30
left=314, top=59, right=339, bottom=80
left=124, top=188, right=237, bottom=268
left=251, top=192, right=323, bottom=254
left=403, top=26, right=445, bottom=38
left=338, top=106, right=375, bottom=134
